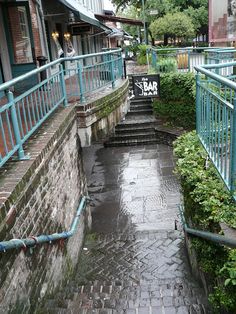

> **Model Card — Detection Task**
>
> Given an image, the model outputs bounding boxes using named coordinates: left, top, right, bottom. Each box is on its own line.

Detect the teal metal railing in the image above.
left=195, top=61, right=236, bottom=193
left=0, top=196, right=87, bottom=252
left=179, top=205, right=236, bottom=248
left=0, top=49, right=123, bottom=168
left=149, top=47, right=236, bottom=73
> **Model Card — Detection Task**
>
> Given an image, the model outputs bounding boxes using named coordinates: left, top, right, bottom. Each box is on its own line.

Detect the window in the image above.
left=8, top=5, right=33, bottom=64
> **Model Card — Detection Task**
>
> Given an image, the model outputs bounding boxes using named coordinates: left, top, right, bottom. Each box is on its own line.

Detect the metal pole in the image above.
left=8, top=91, right=26, bottom=160
left=230, top=97, right=236, bottom=193
left=59, top=64, right=68, bottom=107
left=142, top=0, right=147, bottom=45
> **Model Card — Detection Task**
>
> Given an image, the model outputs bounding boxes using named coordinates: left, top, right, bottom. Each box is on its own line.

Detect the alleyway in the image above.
left=46, top=143, right=210, bottom=313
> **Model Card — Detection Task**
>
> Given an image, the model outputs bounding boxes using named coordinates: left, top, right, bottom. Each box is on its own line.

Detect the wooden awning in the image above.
left=95, top=14, right=143, bottom=26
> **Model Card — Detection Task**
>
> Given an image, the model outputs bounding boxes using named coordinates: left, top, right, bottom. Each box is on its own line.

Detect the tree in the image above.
left=150, top=12, right=195, bottom=44
left=184, top=6, right=208, bottom=38
left=113, top=0, right=208, bottom=44
left=112, top=0, right=208, bottom=11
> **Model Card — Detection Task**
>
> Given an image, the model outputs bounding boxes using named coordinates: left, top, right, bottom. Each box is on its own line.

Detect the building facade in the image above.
left=0, top=0, right=108, bottom=95
left=209, top=0, right=236, bottom=45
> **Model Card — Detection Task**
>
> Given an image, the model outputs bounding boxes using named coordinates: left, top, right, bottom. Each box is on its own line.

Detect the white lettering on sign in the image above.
left=134, top=76, right=159, bottom=97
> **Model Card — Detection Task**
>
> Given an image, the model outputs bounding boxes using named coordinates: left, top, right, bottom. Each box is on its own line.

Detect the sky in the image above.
left=103, top=0, right=116, bottom=11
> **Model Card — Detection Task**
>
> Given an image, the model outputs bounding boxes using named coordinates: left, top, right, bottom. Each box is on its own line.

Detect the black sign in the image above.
left=133, top=74, right=160, bottom=98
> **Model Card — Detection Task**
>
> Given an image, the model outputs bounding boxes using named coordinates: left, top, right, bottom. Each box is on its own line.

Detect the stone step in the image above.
left=109, top=131, right=156, bottom=142
left=116, top=122, right=156, bottom=130
left=127, top=109, right=153, bottom=115
left=104, top=138, right=158, bottom=147
left=130, top=105, right=153, bottom=111
left=115, top=126, right=155, bottom=134
left=130, top=103, right=153, bottom=109
left=130, top=98, right=152, bottom=104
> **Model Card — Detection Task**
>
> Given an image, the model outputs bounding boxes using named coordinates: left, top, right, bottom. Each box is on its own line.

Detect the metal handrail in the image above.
left=0, top=48, right=123, bottom=167
left=179, top=205, right=236, bottom=249
left=151, top=47, right=219, bottom=52
left=0, top=196, right=87, bottom=252
left=195, top=64, right=236, bottom=90
left=0, top=49, right=122, bottom=92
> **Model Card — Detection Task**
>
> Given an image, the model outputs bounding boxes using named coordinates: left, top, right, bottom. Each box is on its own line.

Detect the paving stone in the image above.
left=176, top=306, right=189, bottom=314
left=164, top=307, right=176, bottom=314
left=43, top=143, right=211, bottom=313
left=138, top=307, right=151, bottom=314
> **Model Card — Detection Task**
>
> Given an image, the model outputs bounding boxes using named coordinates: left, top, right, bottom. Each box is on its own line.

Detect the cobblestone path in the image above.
left=45, top=144, right=210, bottom=313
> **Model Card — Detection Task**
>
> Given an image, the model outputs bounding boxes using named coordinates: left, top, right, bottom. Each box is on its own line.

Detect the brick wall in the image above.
left=7, top=1, right=42, bottom=64
left=0, top=106, right=89, bottom=313
left=29, top=0, right=42, bottom=59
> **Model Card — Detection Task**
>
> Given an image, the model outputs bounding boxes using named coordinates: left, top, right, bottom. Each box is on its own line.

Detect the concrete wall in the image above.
left=77, top=79, right=129, bottom=146
left=0, top=106, right=89, bottom=313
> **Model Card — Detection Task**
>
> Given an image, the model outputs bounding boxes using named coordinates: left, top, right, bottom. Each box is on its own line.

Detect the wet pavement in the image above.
left=71, top=144, right=211, bottom=313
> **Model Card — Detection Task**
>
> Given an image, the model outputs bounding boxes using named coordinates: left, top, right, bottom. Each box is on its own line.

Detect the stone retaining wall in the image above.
left=77, top=79, right=129, bottom=146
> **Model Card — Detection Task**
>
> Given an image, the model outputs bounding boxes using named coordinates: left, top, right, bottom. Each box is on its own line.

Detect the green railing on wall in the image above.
left=195, top=61, right=236, bottom=194
left=149, top=47, right=236, bottom=73
left=0, top=49, right=123, bottom=168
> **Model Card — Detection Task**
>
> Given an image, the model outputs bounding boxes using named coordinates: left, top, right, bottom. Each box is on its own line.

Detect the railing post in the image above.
left=204, top=51, right=207, bottom=65
left=110, top=54, right=115, bottom=89
left=8, top=91, right=27, bottom=160
left=78, top=61, right=85, bottom=103
left=187, top=49, right=191, bottom=72
left=230, top=97, right=236, bottom=193
left=59, top=64, right=68, bottom=107
left=118, top=51, right=123, bottom=78
left=215, top=52, right=220, bottom=75
left=196, top=72, right=201, bottom=134
left=152, top=50, right=157, bottom=69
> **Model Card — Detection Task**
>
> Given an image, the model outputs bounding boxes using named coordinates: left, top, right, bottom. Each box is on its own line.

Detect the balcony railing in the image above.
left=0, top=49, right=123, bottom=168
left=195, top=61, right=236, bottom=194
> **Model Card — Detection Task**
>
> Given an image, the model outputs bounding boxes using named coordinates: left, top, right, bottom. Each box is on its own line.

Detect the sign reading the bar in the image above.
left=132, top=74, right=160, bottom=98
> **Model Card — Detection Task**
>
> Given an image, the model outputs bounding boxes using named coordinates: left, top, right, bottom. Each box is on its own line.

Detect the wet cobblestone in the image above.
left=44, top=144, right=211, bottom=313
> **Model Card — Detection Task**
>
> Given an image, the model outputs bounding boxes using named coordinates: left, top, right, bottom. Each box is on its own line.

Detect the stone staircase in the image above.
left=104, top=97, right=159, bottom=147
left=104, top=73, right=181, bottom=148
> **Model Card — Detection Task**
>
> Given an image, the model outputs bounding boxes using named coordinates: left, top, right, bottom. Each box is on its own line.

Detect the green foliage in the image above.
left=136, top=44, right=151, bottom=65
left=150, top=12, right=195, bottom=40
left=160, top=72, right=196, bottom=102
left=174, top=132, right=236, bottom=311
left=191, top=238, right=227, bottom=275
left=184, top=6, right=208, bottom=33
left=156, top=58, right=177, bottom=73
left=220, top=250, right=236, bottom=287
left=209, top=287, right=236, bottom=313
left=153, top=100, right=195, bottom=129
left=152, top=73, right=195, bottom=129
left=174, top=131, right=236, bottom=228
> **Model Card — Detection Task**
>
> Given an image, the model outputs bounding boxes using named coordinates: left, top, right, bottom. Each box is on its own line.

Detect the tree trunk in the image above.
left=164, top=34, right=168, bottom=46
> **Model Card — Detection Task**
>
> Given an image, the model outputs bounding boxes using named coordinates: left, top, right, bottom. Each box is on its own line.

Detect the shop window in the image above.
left=8, top=5, right=33, bottom=64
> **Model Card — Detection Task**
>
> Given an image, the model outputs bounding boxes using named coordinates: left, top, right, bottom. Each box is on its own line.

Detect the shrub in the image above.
left=153, top=72, right=196, bottom=129
left=136, top=44, right=151, bottom=65
left=156, top=58, right=178, bottom=73
left=174, top=131, right=236, bottom=312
